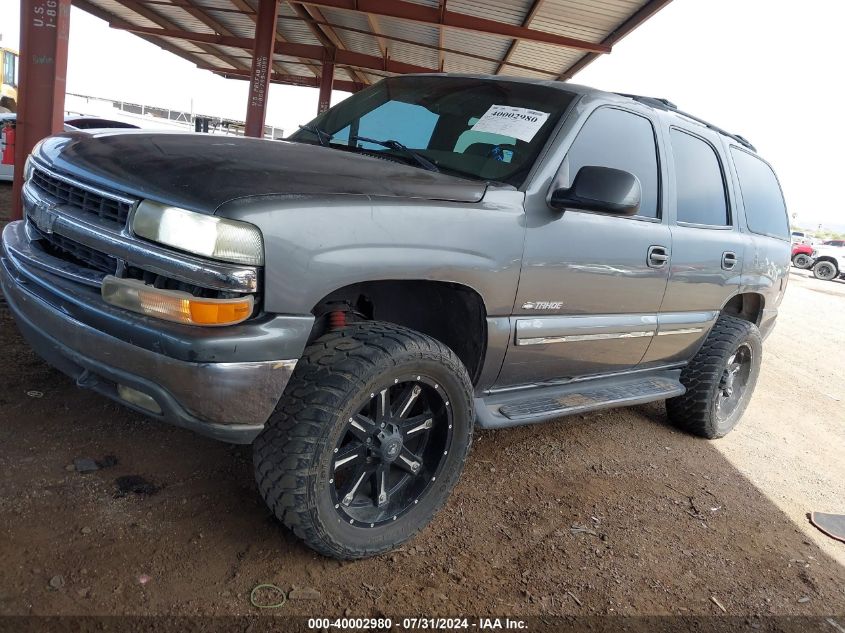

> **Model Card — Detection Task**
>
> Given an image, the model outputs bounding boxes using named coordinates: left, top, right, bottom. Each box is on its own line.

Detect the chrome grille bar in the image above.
left=22, top=180, right=259, bottom=293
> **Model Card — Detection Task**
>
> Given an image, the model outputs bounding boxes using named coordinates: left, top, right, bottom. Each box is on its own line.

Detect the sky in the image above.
left=1, top=0, right=843, bottom=230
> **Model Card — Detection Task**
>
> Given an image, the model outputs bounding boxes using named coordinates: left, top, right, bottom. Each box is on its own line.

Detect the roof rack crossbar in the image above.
left=617, top=93, right=756, bottom=152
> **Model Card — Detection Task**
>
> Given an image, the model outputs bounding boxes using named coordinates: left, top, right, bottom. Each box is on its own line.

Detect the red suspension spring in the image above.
left=329, top=310, right=347, bottom=330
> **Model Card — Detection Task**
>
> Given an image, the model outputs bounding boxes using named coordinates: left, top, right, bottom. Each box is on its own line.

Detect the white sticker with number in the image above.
left=470, top=105, right=550, bottom=142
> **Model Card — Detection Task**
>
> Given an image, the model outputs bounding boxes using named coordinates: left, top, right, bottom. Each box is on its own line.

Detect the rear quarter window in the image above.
left=730, top=148, right=789, bottom=240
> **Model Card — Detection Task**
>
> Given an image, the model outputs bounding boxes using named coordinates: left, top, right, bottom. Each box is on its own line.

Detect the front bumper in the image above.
left=1, top=220, right=312, bottom=444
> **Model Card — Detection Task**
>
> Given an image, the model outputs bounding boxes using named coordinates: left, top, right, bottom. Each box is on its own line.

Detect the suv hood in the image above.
left=34, top=131, right=488, bottom=213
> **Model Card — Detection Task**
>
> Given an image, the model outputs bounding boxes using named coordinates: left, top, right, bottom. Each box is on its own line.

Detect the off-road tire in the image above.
left=253, top=321, right=474, bottom=559
left=666, top=315, right=762, bottom=439
left=812, top=259, right=839, bottom=281
left=791, top=253, right=811, bottom=269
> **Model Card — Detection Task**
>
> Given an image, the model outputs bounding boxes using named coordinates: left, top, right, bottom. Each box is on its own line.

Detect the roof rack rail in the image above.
left=617, top=93, right=756, bottom=152
left=618, top=93, right=678, bottom=111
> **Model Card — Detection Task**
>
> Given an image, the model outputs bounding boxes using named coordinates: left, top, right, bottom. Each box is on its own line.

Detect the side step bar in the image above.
left=474, top=371, right=685, bottom=430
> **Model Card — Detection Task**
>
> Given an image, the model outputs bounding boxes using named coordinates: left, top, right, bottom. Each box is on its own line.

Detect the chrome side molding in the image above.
left=515, top=311, right=717, bottom=346
left=519, top=330, right=654, bottom=346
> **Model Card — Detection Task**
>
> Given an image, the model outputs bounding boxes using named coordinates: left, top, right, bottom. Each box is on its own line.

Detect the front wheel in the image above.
left=666, top=315, right=762, bottom=439
left=792, top=253, right=812, bottom=269
left=253, top=322, right=474, bottom=559
left=812, top=259, right=839, bottom=281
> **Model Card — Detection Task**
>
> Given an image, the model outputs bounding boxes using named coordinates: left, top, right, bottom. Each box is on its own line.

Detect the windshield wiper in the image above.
left=349, top=135, right=439, bottom=173
left=297, top=124, right=332, bottom=147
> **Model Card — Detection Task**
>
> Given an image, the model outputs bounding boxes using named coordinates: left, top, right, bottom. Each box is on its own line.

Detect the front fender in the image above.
left=216, top=190, right=526, bottom=316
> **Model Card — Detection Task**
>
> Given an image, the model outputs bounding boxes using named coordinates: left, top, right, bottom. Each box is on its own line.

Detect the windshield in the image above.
left=288, top=76, right=575, bottom=187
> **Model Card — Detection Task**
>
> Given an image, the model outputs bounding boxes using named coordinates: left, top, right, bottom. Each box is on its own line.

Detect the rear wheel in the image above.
left=792, top=253, right=812, bottom=269
left=812, top=259, right=839, bottom=281
left=667, top=315, right=762, bottom=439
left=253, top=322, right=474, bottom=559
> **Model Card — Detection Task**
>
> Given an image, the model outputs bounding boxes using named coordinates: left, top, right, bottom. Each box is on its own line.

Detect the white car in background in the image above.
left=1, top=115, right=139, bottom=182
left=791, top=230, right=813, bottom=246
left=811, top=243, right=845, bottom=281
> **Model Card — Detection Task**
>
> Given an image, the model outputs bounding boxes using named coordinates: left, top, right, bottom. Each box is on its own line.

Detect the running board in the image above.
left=474, top=372, right=685, bottom=430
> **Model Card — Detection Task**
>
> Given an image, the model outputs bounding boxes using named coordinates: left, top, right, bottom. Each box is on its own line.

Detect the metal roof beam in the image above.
left=112, top=25, right=442, bottom=74
left=437, top=0, right=445, bottom=71
left=274, top=13, right=560, bottom=78
left=496, top=0, right=544, bottom=74
left=206, top=66, right=364, bottom=93
left=130, top=0, right=253, bottom=15
left=298, top=0, right=611, bottom=53
left=107, top=0, right=252, bottom=71
left=366, top=13, right=388, bottom=57
left=244, top=0, right=279, bottom=137
left=73, top=0, right=211, bottom=69
left=228, top=0, right=324, bottom=78
left=288, top=2, right=371, bottom=85
left=559, top=0, right=674, bottom=80
left=175, top=0, right=240, bottom=40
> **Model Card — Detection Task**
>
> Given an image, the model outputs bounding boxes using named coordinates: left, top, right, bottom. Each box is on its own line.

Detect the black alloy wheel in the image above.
left=253, top=321, right=474, bottom=559
left=330, top=376, right=453, bottom=527
left=714, top=343, right=754, bottom=425
left=667, top=315, right=763, bottom=439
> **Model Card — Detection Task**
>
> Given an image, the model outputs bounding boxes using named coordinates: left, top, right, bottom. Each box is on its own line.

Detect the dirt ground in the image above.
left=0, top=180, right=844, bottom=620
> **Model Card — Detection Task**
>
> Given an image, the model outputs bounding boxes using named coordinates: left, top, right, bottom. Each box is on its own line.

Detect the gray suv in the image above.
left=1, top=75, right=790, bottom=559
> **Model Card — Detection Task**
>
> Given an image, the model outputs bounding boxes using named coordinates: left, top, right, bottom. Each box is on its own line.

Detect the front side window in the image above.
left=730, top=147, right=788, bottom=240
left=670, top=129, right=729, bottom=226
left=560, top=107, right=660, bottom=218
left=289, top=77, right=575, bottom=186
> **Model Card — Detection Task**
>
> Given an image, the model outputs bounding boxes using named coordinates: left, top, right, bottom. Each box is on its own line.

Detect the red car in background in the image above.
left=792, top=243, right=814, bottom=268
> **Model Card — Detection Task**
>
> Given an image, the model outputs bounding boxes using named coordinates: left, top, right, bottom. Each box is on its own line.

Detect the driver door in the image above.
left=498, top=106, right=671, bottom=387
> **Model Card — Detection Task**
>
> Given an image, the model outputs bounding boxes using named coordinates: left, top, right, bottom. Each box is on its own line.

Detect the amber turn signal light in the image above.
left=101, top=276, right=253, bottom=327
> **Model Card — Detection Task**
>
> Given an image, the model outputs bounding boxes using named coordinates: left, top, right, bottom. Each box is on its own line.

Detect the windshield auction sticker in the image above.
left=470, top=105, right=550, bottom=142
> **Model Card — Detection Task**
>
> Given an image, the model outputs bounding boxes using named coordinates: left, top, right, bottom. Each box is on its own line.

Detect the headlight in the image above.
left=132, top=200, right=264, bottom=266
left=23, top=155, right=35, bottom=182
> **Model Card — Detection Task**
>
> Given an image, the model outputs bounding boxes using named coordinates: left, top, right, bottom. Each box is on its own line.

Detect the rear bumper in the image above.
left=1, top=220, right=311, bottom=444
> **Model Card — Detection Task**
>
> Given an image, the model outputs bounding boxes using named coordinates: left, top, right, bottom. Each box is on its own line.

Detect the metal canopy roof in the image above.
left=71, top=0, right=673, bottom=92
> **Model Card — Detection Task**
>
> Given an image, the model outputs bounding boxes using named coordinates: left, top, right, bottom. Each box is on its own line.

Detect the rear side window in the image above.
left=670, top=129, right=729, bottom=226
left=563, top=107, right=660, bottom=218
left=730, top=148, right=789, bottom=240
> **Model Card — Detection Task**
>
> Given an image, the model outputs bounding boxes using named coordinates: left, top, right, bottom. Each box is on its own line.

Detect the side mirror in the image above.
left=549, top=166, right=641, bottom=216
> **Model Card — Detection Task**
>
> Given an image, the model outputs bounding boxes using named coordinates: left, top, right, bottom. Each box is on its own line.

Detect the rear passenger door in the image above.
left=642, top=126, right=746, bottom=365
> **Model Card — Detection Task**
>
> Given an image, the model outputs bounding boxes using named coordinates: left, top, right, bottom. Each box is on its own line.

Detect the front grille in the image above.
left=31, top=168, right=133, bottom=227
left=32, top=226, right=118, bottom=275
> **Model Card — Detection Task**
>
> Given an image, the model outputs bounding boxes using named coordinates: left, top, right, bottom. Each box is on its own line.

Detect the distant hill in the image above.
left=794, top=221, right=845, bottom=235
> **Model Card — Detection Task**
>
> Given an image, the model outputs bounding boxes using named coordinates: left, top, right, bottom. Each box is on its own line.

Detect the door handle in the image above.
left=647, top=245, right=669, bottom=268
left=722, top=251, right=738, bottom=270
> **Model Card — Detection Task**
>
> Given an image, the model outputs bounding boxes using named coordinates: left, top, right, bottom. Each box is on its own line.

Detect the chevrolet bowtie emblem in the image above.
left=31, top=203, right=59, bottom=235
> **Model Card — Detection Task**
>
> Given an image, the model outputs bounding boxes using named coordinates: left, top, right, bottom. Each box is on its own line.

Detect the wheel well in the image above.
left=721, top=293, right=764, bottom=325
left=310, top=280, right=488, bottom=384
left=815, top=256, right=839, bottom=268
